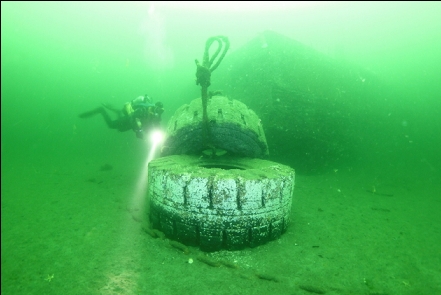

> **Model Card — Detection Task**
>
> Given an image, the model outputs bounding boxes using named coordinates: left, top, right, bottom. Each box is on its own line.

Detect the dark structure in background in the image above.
left=213, top=31, right=390, bottom=173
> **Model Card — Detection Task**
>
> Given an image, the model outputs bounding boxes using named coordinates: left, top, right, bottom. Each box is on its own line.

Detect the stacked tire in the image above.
left=161, top=95, right=269, bottom=158
left=148, top=96, right=295, bottom=251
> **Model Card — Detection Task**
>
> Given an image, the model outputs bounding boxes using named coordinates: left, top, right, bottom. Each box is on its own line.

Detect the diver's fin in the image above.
left=78, top=107, right=104, bottom=118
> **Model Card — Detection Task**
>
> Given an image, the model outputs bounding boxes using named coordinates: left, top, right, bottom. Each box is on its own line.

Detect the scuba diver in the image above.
left=79, top=94, right=164, bottom=139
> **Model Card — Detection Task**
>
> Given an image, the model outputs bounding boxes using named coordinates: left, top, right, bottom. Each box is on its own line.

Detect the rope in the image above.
left=195, top=36, right=230, bottom=151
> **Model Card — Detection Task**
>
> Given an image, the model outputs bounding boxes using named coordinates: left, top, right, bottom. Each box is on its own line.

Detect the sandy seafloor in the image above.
left=1, top=151, right=440, bottom=295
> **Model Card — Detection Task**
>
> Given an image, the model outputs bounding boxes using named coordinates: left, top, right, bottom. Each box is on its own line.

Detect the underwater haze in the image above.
left=1, top=2, right=441, bottom=295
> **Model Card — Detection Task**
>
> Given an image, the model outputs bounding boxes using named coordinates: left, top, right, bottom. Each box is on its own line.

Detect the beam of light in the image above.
left=131, top=129, right=165, bottom=211
left=154, top=1, right=323, bottom=12
left=139, top=2, right=174, bottom=70
left=147, top=129, right=165, bottom=163
left=101, top=129, right=165, bottom=293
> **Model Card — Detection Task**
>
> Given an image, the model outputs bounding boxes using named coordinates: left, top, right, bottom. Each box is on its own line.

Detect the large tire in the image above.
left=162, top=95, right=269, bottom=158
left=148, top=154, right=295, bottom=252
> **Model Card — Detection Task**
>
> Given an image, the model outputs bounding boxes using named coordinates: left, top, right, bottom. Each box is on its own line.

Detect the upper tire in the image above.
left=161, top=95, right=269, bottom=158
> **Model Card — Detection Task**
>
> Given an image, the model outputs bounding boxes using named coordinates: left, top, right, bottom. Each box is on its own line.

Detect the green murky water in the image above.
left=2, top=2, right=440, bottom=294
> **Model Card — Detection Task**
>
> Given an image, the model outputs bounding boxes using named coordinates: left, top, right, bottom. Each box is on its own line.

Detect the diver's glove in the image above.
left=135, top=129, right=144, bottom=139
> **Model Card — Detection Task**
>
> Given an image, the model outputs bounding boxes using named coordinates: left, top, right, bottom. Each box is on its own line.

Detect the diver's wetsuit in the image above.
left=79, top=99, right=163, bottom=139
